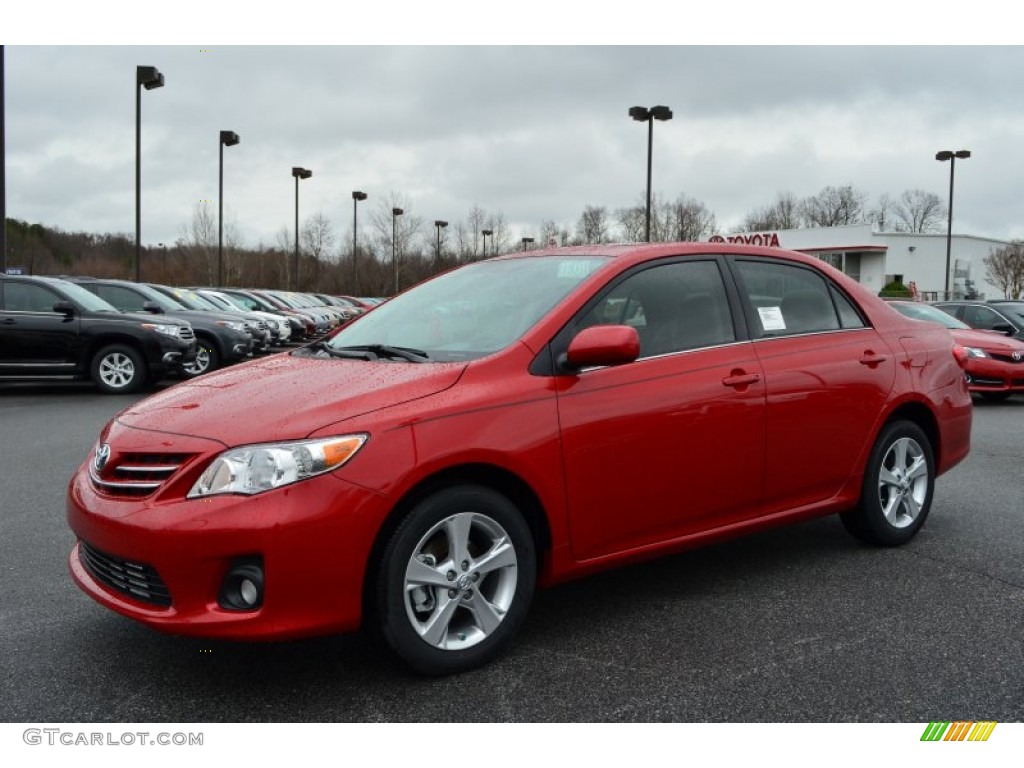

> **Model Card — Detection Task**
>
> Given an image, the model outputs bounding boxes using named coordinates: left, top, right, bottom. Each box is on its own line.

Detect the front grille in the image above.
left=79, top=540, right=172, bottom=607
left=179, top=326, right=195, bottom=342
left=990, top=352, right=1024, bottom=364
left=90, top=452, right=193, bottom=498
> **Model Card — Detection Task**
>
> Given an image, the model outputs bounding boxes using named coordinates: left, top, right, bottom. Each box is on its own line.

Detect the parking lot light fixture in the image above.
left=352, top=191, right=368, bottom=292
left=392, top=207, right=404, bottom=294
left=936, top=149, right=971, bottom=299
left=218, top=131, right=240, bottom=286
left=434, top=220, right=448, bottom=268
left=135, top=65, right=165, bottom=283
left=482, top=229, right=493, bottom=258
left=291, top=167, right=312, bottom=290
left=629, top=104, right=673, bottom=243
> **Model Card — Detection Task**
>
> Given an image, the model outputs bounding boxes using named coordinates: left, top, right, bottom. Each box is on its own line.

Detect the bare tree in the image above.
left=369, top=193, right=423, bottom=294
left=178, top=202, right=217, bottom=284
left=741, top=191, right=801, bottom=231
left=301, top=211, right=336, bottom=262
left=869, top=193, right=895, bottom=231
left=893, top=189, right=946, bottom=233
left=667, top=195, right=716, bottom=241
left=614, top=204, right=646, bottom=243
left=576, top=205, right=610, bottom=244
left=983, top=241, right=1024, bottom=299
left=539, top=219, right=571, bottom=247
left=799, top=185, right=867, bottom=228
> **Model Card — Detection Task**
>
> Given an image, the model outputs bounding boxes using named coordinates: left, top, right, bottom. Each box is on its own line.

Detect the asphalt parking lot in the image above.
left=1, top=382, right=1022, bottom=722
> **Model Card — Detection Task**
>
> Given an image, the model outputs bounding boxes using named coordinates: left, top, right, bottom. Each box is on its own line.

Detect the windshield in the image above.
left=891, top=302, right=969, bottom=329
left=50, top=279, right=121, bottom=312
left=323, top=255, right=610, bottom=362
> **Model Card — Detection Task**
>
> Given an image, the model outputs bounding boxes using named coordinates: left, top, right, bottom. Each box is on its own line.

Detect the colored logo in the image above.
left=921, top=721, right=997, bottom=742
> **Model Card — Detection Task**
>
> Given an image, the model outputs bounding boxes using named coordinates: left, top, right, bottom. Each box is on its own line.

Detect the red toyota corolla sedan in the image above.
left=888, top=300, right=1024, bottom=402
left=67, top=243, right=972, bottom=674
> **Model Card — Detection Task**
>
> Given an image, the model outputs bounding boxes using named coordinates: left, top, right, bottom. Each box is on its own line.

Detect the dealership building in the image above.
left=710, top=223, right=1012, bottom=301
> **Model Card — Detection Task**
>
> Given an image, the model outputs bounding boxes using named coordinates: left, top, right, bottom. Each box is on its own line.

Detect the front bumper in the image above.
left=964, top=357, right=1024, bottom=395
left=66, top=435, right=388, bottom=640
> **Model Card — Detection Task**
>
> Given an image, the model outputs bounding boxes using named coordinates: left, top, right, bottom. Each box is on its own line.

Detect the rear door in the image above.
left=729, top=258, right=896, bottom=514
left=553, top=257, right=767, bottom=561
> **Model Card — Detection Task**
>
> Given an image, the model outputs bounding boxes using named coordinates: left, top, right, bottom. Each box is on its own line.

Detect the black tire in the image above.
left=840, top=420, right=934, bottom=546
left=90, top=344, right=147, bottom=394
left=182, top=341, right=220, bottom=378
left=375, top=485, right=536, bottom=675
left=979, top=391, right=1013, bottom=402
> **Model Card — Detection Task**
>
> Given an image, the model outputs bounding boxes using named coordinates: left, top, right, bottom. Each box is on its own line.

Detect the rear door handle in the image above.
left=859, top=352, right=887, bottom=367
left=1, top=318, right=15, bottom=325
left=722, top=371, right=761, bottom=389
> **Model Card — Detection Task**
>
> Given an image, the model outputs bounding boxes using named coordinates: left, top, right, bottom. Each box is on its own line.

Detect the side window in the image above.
left=96, top=285, right=147, bottom=312
left=4, top=282, right=61, bottom=313
left=963, top=305, right=1001, bottom=330
left=574, top=260, right=736, bottom=357
left=735, top=261, right=841, bottom=337
left=829, top=284, right=867, bottom=329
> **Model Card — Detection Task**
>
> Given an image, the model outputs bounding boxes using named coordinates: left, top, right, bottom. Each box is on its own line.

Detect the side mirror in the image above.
left=559, top=325, right=640, bottom=373
left=991, top=322, right=1016, bottom=336
left=142, top=300, right=164, bottom=314
left=53, top=300, right=77, bottom=317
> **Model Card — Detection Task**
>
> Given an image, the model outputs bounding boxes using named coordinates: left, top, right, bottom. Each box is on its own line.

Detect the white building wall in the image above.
left=721, top=224, right=1010, bottom=300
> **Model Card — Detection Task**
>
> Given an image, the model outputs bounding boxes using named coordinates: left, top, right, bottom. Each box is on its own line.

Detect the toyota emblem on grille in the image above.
left=93, top=443, right=111, bottom=472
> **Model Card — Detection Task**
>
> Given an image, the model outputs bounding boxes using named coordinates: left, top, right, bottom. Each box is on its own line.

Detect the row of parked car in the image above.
left=0, top=272, right=380, bottom=393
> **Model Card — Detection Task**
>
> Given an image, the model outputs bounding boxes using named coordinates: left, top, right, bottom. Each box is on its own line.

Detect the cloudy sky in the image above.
left=6, top=36, right=1024, bottom=253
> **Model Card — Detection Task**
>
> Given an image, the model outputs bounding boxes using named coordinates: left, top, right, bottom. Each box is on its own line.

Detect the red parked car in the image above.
left=67, top=244, right=972, bottom=674
left=889, top=300, right=1024, bottom=401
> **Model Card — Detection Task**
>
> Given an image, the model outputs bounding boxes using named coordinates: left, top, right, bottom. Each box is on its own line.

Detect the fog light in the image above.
left=219, top=558, right=264, bottom=611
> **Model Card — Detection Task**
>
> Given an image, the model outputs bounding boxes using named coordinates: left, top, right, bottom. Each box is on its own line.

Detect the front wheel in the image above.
left=375, top=486, right=536, bottom=675
left=840, top=420, right=934, bottom=546
left=182, top=342, right=220, bottom=378
left=91, top=344, right=147, bottom=394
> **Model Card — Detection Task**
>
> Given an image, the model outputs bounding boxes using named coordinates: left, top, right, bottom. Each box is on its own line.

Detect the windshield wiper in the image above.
left=332, top=344, right=430, bottom=362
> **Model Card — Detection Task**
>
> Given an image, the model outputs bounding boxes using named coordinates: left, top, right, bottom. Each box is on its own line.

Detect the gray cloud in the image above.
left=6, top=45, right=1024, bottom=249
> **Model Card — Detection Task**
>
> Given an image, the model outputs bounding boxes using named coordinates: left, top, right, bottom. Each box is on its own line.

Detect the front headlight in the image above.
left=141, top=322, right=182, bottom=338
left=187, top=434, right=367, bottom=498
left=964, top=347, right=989, bottom=359
left=216, top=320, right=247, bottom=332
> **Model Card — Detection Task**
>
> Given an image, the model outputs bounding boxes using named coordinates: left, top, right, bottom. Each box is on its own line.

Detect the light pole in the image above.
left=628, top=105, right=672, bottom=242
left=521, top=236, right=534, bottom=251
left=434, top=220, right=448, bottom=269
left=352, top=191, right=367, bottom=293
left=291, top=167, right=312, bottom=290
left=482, top=229, right=493, bottom=258
left=392, top=207, right=404, bottom=294
left=218, top=130, right=240, bottom=286
left=135, top=65, right=164, bottom=282
left=936, top=149, right=971, bottom=299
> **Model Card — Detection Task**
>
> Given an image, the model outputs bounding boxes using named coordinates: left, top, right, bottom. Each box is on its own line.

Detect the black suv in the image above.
left=66, top=277, right=254, bottom=377
left=0, top=275, right=196, bottom=393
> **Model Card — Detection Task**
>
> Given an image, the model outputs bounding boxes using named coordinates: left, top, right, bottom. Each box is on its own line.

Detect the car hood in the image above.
left=116, top=353, right=467, bottom=446
left=949, top=327, right=1024, bottom=353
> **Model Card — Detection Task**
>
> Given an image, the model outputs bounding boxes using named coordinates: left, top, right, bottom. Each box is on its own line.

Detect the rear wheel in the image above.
left=91, top=344, right=147, bottom=394
left=375, top=485, right=536, bottom=675
left=840, top=420, right=934, bottom=546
